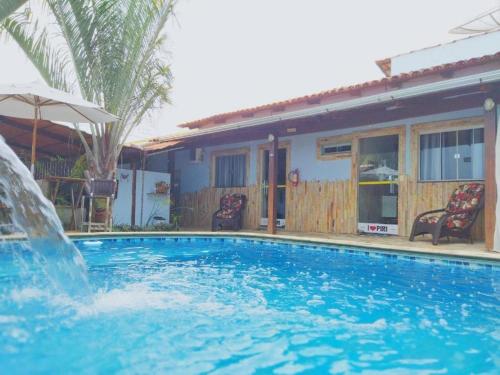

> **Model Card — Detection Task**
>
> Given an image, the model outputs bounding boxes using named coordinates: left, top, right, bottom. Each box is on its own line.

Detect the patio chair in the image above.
left=409, top=183, right=484, bottom=245
left=212, top=194, right=246, bottom=231
left=81, top=178, right=117, bottom=233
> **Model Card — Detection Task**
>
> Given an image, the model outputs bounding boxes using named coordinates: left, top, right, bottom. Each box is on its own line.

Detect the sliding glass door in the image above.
left=260, top=148, right=287, bottom=228
left=358, top=134, right=399, bottom=235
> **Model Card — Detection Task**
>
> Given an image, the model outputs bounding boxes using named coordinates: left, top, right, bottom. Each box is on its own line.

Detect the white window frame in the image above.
left=316, top=134, right=352, bottom=160
left=210, top=147, right=250, bottom=188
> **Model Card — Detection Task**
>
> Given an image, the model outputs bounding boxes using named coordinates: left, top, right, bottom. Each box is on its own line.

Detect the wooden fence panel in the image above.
left=285, top=180, right=356, bottom=234
left=179, top=186, right=259, bottom=229
left=179, top=179, right=484, bottom=241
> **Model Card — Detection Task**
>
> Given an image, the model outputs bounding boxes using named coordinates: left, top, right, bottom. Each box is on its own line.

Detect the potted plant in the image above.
left=54, top=196, right=73, bottom=229
left=155, top=181, right=169, bottom=194
left=93, top=198, right=108, bottom=223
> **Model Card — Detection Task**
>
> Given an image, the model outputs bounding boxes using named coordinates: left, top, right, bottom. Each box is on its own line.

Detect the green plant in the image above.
left=0, top=0, right=26, bottom=22
left=2, top=0, right=175, bottom=179
left=171, top=212, right=181, bottom=231
left=111, top=223, right=175, bottom=232
left=149, top=223, right=175, bottom=231
left=55, top=195, right=70, bottom=206
left=70, top=155, right=87, bottom=179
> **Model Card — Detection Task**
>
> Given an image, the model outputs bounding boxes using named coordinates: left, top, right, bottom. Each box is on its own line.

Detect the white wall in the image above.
left=391, top=31, right=500, bottom=75
left=113, top=168, right=171, bottom=227
left=114, top=168, right=134, bottom=225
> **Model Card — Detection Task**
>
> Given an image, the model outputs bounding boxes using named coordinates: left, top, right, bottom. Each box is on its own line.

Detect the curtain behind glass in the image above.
left=457, top=129, right=473, bottom=179
left=471, top=128, right=485, bottom=180
left=420, top=129, right=484, bottom=181
left=442, top=131, right=457, bottom=180
left=457, top=128, right=484, bottom=180
left=420, top=133, right=441, bottom=180
left=215, top=154, right=246, bottom=188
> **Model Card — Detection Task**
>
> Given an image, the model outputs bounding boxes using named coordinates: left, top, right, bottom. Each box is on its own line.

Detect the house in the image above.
left=140, top=31, right=500, bottom=250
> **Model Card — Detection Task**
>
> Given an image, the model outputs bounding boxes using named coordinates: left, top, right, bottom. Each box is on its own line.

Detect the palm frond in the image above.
left=2, top=14, right=72, bottom=91
left=0, top=0, right=27, bottom=22
left=5, top=0, right=175, bottom=179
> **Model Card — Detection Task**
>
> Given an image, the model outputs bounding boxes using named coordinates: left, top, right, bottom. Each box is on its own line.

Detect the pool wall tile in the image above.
left=66, top=235, right=500, bottom=271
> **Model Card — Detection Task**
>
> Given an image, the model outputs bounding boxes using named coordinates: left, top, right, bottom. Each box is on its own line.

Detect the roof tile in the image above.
left=179, top=52, right=500, bottom=129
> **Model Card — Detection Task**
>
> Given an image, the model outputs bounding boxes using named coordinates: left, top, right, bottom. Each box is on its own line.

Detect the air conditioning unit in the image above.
left=189, top=147, right=203, bottom=163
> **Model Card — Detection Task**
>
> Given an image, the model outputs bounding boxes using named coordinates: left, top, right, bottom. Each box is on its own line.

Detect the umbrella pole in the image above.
left=30, top=101, right=39, bottom=176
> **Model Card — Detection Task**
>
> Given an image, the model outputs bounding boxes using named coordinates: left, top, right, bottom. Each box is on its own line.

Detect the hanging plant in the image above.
left=155, top=181, right=169, bottom=194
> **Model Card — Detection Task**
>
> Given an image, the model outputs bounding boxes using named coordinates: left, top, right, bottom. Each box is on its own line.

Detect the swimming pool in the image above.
left=0, top=236, right=499, bottom=374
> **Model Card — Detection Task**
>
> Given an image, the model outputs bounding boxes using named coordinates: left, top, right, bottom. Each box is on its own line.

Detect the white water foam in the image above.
left=0, top=136, right=90, bottom=298
left=78, top=287, right=191, bottom=316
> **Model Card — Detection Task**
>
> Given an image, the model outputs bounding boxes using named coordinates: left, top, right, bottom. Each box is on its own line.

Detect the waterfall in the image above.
left=0, top=136, right=90, bottom=296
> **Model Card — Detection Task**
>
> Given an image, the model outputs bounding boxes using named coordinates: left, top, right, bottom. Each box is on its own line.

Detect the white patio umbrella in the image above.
left=360, top=165, right=399, bottom=180
left=0, top=82, right=118, bottom=174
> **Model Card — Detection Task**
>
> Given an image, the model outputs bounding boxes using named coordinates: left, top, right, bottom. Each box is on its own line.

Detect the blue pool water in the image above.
left=0, top=236, right=499, bottom=374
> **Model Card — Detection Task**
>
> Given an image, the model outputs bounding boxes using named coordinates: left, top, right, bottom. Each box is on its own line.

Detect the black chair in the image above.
left=81, top=178, right=117, bottom=232
left=212, top=194, right=246, bottom=231
left=409, top=183, right=484, bottom=245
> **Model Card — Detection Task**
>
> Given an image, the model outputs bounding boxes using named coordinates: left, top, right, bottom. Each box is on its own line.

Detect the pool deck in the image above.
left=64, top=229, right=500, bottom=262
left=2, top=230, right=499, bottom=262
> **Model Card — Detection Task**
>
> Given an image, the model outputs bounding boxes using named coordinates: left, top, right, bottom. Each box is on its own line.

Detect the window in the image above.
left=189, top=148, right=203, bottom=163
left=317, top=135, right=352, bottom=160
left=189, top=148, right=197, bottom=161
left=321, top=142, right=352, bottom=156
left=214, top=154, right=247, bottom=188
left=419, top=127, right=484, bottom=181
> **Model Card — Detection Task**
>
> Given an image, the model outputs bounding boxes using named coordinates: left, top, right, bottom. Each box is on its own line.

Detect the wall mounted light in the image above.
left=484, top=97, right=495, bottom=112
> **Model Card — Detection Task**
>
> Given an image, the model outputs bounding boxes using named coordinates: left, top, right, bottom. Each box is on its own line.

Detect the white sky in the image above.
left=0, top=0, right=498, bottom=140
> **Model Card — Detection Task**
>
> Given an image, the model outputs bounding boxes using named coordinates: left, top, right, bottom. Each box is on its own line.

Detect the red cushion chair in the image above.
left=409, top=183, right=484, bottom=245
left=212, top=194, right=246, bottom=231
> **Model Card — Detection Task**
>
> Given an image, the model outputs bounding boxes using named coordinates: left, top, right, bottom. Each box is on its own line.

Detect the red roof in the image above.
left=141, top=139, right=182, bottom=152
left=0, top=116, right=142, bottom=159
left=179, top=52, right=500, bottom=130
left=0, top=116, right=91, bottom=158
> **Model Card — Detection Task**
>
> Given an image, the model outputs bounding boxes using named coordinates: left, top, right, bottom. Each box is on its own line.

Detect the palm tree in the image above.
left=0, top=0, right=27, bottom=22
left=1, top=0, right=175, bottom=179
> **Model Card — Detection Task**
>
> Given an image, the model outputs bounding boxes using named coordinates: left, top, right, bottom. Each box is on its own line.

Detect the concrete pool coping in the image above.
left=2, top=230, right=499, bottom=263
